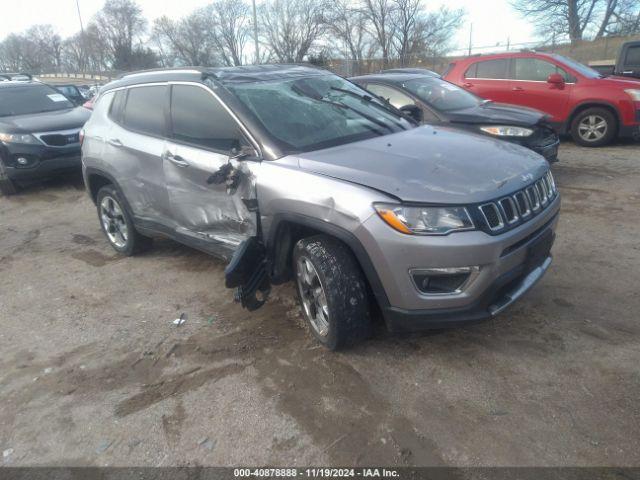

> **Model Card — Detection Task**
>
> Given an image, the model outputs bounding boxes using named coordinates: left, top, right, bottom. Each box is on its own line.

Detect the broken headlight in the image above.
left=374, top=203, right=474, bottom=235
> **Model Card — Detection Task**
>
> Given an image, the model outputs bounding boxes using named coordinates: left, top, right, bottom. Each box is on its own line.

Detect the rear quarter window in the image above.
left=122, top=85, right=166, bottom=137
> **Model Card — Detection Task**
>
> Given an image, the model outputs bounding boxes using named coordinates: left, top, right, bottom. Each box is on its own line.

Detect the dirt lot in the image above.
left=1, top=142, right=639, bottom=467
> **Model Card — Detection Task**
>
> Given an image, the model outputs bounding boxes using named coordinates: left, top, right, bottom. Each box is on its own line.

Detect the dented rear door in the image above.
left=163, top=83, right=258, bottom=257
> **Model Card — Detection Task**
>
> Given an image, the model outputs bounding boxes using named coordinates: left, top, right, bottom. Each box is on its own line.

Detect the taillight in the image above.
left=79, top=129, right=85, bottom=146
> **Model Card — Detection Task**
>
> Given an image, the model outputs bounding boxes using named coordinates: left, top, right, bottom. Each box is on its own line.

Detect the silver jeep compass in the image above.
left=82, top=65, right=560, bottom=349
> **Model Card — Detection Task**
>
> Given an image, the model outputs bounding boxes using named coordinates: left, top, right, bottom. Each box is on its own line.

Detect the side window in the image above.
left=469, top=59, right=509, bottom=79
left=122, top=85, right=166, bottom=137
left=514, top=58, right=574, bottom=82
left=109, top=89, right=127, bottom=123
left=170, top=84, right=244, bottom=152
left=624, top=46, right=640, bottom=67
left=366, top=83, right=415, bottom=109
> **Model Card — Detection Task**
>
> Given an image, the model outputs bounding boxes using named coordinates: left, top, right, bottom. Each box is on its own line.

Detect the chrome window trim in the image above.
left=168, top=81, right=262, bottom=157
left=103, top=81, right=262, bottom=158
left=464, top=77, right=576, bottom=85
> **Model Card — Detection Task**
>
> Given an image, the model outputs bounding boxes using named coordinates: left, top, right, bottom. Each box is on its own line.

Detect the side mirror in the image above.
left=547, top=73, right=565, bottom=86
left=230, top=144, right=260, bottom=161
left=399, top=104, right=423, bottom=123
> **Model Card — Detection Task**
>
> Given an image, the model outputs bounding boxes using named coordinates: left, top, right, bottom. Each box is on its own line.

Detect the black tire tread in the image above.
left=294, top=235, right=371, bottom=350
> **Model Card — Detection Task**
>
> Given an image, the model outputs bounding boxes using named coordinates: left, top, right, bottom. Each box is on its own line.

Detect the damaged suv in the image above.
left=82, top=65, right=560, bottom=349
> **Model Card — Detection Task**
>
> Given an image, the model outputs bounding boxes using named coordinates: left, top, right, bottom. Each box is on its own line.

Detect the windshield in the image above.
left=402, top=77, right=482, bottom=112
left=226, top=74, right=412, bottom=153
left=0, top=84, right=75, bottom=117
left=552, top=54, right=602, bottom=78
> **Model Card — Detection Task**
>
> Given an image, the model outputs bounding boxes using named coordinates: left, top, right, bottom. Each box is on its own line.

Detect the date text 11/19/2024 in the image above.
left=233, top=468, right=400, bottom=478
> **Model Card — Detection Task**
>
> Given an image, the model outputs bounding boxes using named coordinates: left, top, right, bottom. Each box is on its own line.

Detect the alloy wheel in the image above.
left=100, top=195, right=128, bottom=249
left=296, top=256, right=330, bottom=337
left=578, top=115, right=607, bottom=142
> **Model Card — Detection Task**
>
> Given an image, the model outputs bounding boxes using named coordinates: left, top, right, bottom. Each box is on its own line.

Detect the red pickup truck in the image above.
left=443, top=51, right=640, bottom=146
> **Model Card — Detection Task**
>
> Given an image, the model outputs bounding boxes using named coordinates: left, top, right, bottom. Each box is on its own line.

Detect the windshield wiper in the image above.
left=319, top=98, right=390, bottom=135
left=329, top=87, right=411, bottom=127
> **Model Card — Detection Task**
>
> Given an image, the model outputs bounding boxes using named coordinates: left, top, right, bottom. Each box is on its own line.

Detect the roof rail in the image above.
left=0, top=72, right=33, bottom=81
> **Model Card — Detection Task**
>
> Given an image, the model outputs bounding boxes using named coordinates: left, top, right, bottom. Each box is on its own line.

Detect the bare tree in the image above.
left=361, top=0, right=396, bottom=66
left=259, top=0, right=329, bottom=63
left=327, top=0, right=375, bottom=64
left=152, top=11, right=217, bottom=66
left=94, top=0, right=149, bottom=70
left=412, top=6, right=465, bottom=58
left=206, top=0, right=251, bottom=66
left=512, top=0, right=639, bottom=43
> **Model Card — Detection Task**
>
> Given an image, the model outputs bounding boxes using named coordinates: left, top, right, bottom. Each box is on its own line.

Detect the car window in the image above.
left=366, top=84, right=416, bottom=109
left=0, top=84, right=75, bottom=117
left=109, top=89, right=127, bottom=123
left=57, top=86, right=79, bottom=97
left=170, top=85, right=246, bottom=153
left=514, top=58, right=574, bottom=82
left=122, top=85, right=166, bottom=137
left=624, top=46, right=640, bottom=67
left=402, top=77, right=482, bottom=112
left=467, top=59, right=509, bottom=79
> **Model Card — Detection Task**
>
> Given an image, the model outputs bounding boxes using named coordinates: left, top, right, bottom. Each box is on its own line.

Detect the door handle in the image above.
left=512, top=86, right=524, bottom=91
left=463, top=82, right=473, bottom=88
left=163, top=151, right=189, bottom=167
left=108, top=138, right=122, bottom=147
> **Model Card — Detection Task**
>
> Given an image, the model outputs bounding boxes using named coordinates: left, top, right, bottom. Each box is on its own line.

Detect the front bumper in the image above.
left=0, top=142, right=81, bottom=182
left=528, top=137, right=559, bottom=163
left=357, top=195, right=560, bottom=331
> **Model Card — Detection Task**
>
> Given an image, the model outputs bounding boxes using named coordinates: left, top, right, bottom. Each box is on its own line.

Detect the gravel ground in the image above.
left=0, top=141, right=639, bottom=467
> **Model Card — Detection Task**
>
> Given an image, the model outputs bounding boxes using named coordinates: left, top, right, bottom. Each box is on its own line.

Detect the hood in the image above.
left=0, top=107, right=91, bottom=133
left=294, top=125, right=548, bottom=204
left=593, top=75, right=640, bottom=87
left=446, top=102, right=547, bottom=127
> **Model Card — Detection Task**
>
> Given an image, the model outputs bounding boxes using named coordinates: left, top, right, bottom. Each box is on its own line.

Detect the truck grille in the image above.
left=478, top=171, right=557, bottom=233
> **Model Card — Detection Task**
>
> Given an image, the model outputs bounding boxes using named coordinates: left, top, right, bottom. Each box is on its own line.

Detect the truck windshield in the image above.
left=227, top=74, right=413, bottom=153
left=0, top=84, right=75, bottom=117
left=402, top=77, right=482, bottom=112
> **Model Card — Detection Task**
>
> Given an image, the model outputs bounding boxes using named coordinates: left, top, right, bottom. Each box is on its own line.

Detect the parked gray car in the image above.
left=81, top=65, right=560, bottom=349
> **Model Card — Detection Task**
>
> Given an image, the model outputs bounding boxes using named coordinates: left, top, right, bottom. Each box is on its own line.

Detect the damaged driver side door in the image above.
left=163, top=83, right=259, bottom=259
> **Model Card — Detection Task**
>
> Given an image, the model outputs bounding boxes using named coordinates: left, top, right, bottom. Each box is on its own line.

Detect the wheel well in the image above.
left=568, top=103, right=620, bottom=133
left=87, top=174, right=112, bottom=203
left=267, top=219, right=382, bottom=310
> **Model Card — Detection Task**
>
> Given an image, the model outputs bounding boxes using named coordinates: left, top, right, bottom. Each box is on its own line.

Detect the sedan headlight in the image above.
left=624, top=89, right=640, bottom=101
left=479, top=125, right=534, bottom=137
left=0, top=132, right=41, bottom=145
left=374, top=203, right=474, bottom=235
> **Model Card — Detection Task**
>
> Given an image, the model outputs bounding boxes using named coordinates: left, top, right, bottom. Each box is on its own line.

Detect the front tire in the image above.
left=293, top=235, right=371, bottom=350
left=96, top=185, right=152, bottom=255
left=570, top=107, right=617, bottom=147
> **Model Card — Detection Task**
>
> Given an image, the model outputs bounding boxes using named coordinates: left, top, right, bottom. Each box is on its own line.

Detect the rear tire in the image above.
left=570, top=107, right=617, bottom=147
left=0, top=178, right=18, bottom=196
left=96, top=185, right=152, bottom=256
left=293, top=235, right=371, bottom=350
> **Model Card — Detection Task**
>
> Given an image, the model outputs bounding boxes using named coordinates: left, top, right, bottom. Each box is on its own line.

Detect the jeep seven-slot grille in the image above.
left=478, top=171, right=557, bottom=233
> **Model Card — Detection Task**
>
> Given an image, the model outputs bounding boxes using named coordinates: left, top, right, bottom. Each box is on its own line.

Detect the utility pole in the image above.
left=252, top=0, right=259, bottom=64
left=75, top=0, right=85, bottom=73
left=467, top=23, right=473, bottom=56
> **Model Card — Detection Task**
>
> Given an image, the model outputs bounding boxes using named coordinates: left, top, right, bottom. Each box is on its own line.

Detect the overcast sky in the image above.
left=0, top=0, right=536, bottom=54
